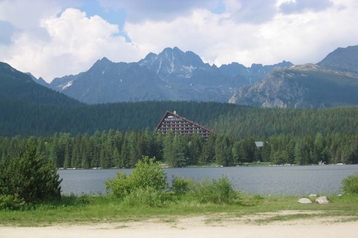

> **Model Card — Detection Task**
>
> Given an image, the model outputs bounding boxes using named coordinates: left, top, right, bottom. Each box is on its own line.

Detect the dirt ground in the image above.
left=1, top=212, right=357, bottom=238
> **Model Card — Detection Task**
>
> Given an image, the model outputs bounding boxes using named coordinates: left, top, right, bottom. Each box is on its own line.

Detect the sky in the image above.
left=0, top=0, right=357, bottom=83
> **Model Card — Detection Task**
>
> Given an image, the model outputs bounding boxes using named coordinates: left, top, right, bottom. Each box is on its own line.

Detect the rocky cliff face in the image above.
left=139, top=47, right=209, bottom=80
left=50, top=58, right=167, bottom=104
left=229, top=62, right=358, bottom=108
left=229, top=66, right=309, bottom=108
left=317, top=45, right=358, bottom=76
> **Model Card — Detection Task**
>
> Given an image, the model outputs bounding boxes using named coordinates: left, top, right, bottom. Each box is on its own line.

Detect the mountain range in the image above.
left=46, top=47, right=292, bottom=104
left=229, top=46, right=358, bottom=108
left=1, top=58, right=358, bottom=137
left=4, top=45, right=358, bottom=108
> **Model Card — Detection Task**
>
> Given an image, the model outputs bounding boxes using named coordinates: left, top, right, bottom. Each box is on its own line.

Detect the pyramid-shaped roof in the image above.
left=156, top=111, right=214, bottom=139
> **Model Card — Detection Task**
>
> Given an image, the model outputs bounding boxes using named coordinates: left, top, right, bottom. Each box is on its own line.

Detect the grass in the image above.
left=0, top=193, right=357, bottom=227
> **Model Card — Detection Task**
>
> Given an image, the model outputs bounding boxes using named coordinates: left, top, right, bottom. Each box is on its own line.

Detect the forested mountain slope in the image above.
left=0, top=62, right=82, bottom=106
left=0, top=101, right=239, bottom=137
left=1, top=98, right=358, bottom=138
left=1, top=61, right=358, bottom=138
left=206, top=106, right=358, bottom=138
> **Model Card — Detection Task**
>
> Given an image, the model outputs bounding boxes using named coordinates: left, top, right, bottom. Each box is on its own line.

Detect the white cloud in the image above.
left=125, top=0, right=358, bottom=66
left=224, top=0, right=278, bottom=24
left=2, top=7, right=137, bottom=82
left=0, top=0, right=357, bottom=83
left=0, top=0, right=75, bottom=29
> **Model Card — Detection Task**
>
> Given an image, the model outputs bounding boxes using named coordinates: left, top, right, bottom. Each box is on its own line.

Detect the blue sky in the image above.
left=0, top=0, right=357, bottom=82
left=78, top=0, right=127, bottom=32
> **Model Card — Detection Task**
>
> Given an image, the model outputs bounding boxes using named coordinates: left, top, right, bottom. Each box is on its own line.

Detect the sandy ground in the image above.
left=1, top=212, right=358, bottom=238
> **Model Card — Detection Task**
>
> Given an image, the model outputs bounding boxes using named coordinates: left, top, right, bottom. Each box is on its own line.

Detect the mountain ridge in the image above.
left=229, top=50, right=358, bottom=109
left=47, top=47, right=292, bottom=104
left=0, top=62, right=82, bottom=107
left=4, top=45, right=357, bottom=108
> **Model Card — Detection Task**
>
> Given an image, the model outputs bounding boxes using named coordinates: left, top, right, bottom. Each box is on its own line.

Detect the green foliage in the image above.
left=0, top=194, right=25, bottom=210
left=0, top=62, right=82, bottom=108
left=0, top=101, right=237, bottom=137
left=2, top=98, right=358, bottom=139
left=105, top=156, right=168, bottom=198
left=0, top=193, right=357, bottom=226
left=123, top=187, right=165, bottom=207
left=190, top=176, right=237, bottom=204
left=1, top=131, right=358, bottom=169
left=0, top=142, right=62, bottom=206
left=171, top=177, right=192, bottom=195
left=105, top=172, right=131, bottom=198
left=130, top=157, right=168, bottom=191
left=342, top=173, right=358, bottom=194
left=207, top=106, right=358, bottom=138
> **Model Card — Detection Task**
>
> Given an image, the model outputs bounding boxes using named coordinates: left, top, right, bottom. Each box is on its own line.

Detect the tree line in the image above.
left=1, top=130, right=357, bottom=168
left=207, top=106, right=358, bottom=138
left=2, top=100, right=358, bottom=138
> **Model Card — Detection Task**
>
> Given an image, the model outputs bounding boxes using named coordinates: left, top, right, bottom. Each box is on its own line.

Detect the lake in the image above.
left=59, top=164, right=358, bottom=196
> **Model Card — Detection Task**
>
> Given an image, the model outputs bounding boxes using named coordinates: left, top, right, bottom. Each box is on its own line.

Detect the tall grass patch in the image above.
left=105, top=156, right=167, bottom=199
left=341, top=173, right=358, bottom=195
left=123, top=187, right=165, bottom=207
left=171, top=177, right=192, bottom=195
left=190, top=176, right=238, bottom=204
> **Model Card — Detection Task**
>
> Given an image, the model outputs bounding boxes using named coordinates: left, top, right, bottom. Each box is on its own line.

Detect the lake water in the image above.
left=58, top=164, right=358, bottom=196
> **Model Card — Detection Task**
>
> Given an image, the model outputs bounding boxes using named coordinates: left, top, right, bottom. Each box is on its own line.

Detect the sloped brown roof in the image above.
left=155, top=110, right=215, bottom=137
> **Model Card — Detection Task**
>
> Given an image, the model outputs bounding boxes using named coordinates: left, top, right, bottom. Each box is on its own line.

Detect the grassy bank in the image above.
left=2, top=155, right=357, bottom=227
left=0, top=193, right=357, bottom=227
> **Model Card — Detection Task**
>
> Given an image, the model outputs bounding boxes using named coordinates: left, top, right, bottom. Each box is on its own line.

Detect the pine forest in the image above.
left=1, top=101, right=358, bottom=167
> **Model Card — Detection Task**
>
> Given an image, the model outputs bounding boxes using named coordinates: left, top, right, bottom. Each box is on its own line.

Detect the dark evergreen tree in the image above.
left=0, top=141, right=62, bottom=203
left=163, top=131, right=175, bottom=165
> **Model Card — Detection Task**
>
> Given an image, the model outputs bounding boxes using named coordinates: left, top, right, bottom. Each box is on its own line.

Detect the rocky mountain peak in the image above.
left=229, top=58, right=358, bottom=108
left=140, top=52, right=158, bottom=66
left=158, top=47, right=204, bottom=67
left=138, top=47, right=206, bottom=80
left=317, top=45, right=358, bottom=75
left=93, top=57, right=112, bottom=67
left=39, top=45, right=358, bottom=106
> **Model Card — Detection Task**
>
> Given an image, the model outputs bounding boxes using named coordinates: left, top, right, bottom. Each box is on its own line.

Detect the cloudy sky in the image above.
left=0, top=0, right=357, bottom=83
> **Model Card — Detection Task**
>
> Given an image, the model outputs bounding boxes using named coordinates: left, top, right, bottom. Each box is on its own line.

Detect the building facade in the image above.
left=156, top=111, right=214, bottom=139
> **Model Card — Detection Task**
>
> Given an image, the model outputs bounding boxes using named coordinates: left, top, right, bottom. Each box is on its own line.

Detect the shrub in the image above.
left=123, top=187, right=164, bottom=207
left=105, top=172, right=131, bottom=198
left=105, top=156, right=167, bottom=198
left=0, top=142, right=62, bottom=205
left=190, top=176, right=237, bottom=204
left=171, top=176, right=192, bottom=195
left=0, top=194, right=25, bottom=210
left=342, top=173, right=358, bottom=194
left=130, top=157, right=168, bottom=191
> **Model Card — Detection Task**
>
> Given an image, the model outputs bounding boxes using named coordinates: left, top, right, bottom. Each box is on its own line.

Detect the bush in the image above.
left=0, top=194, right=25, bottom=210
left=123, top=187, right=164, bottom=207
left=105, top=172, right=131, bottom=198
left=190, top=176, right=237, bottom=204
left=105, top=156, right=168, bottom=198
left=171, top=176, right=192, bottom=195
left=0, top=142, right=62, bottom=205
left=342, top=173, right=358, bottom=194
left=130, top=157, right=168, bottom=191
